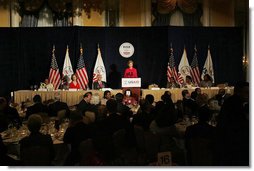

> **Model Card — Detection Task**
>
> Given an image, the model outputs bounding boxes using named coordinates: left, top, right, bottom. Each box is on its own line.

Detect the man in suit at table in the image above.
left=48, top=94, right=70, bottom=118
left=26, top=95, right=48, bottom=119
left=77, top=92, right=95, bottom=114
left=92, top=74, right=107, bottom=90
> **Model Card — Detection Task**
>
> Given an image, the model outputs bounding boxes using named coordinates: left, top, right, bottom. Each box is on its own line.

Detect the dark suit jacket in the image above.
left=48, top=101, right=70, bottom=118
left=92, top=81, right=107, bottom=90
left=26, top=103, right=48, bottom=119
left=2, top=106, right=22, bottom=126
left=100, top=113, right=131, bottom=136
left=77, top=99, right=95, bottom=114
left=20, top=132, right=55, bottom=163
left=63, top=121, right=93, bottom=165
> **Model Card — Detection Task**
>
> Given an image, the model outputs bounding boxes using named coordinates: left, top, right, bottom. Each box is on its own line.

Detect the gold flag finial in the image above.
left=52, top=45, right=55, bottom=53
left=170, top=43, right=173, bottom=52
left=80, top=43, right=83, bottom=54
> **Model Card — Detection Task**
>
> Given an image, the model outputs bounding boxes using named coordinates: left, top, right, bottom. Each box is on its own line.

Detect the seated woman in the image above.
left=200, top=74, right=213, bottom=87
left=167, top=77, right=180, bottom=88
left=184, top=76, right=195, bottom=88
left=69, top=74, right=80, bottom=90
left=60, top=75, right=69, bottom=90
left=123, top=89, right=137, bottom=106
left=92, top=74, right=107, bottom=90
left=100, top=90, right=112, bottom=105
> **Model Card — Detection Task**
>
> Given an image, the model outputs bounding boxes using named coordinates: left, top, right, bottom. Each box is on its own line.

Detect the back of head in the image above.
left=70, top=110, right=83, bottom=123
left=191, top=91, right=198, bottom=100
left=33, top=95, right=42, bottom=103
left=234, top=81, right=249, bottom=102
left=182, top=90, right=189, bottom=98
left=0, top=97, right=7, bottom=110
left=139, top=99, right=150, bottom=112
left=198, top=106, right=211, bottom=122
left=161, top=91, right=172, bottom=104
left=106, top=99, right=117, bottom=113
left=196, top=93, right=209, bottom=107
left=145, top=94, right=154, bottom=104
left=115, top=93, right=124, bottom=103
left=84, top=92, right=92, bottom=98
left=27, top=114, right=43, bottom=133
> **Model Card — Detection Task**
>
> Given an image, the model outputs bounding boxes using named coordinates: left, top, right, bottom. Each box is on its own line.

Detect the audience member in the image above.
left=63, top=110, right=93, bottom=165
left=215, top=81, right=249, bottom=166
left=185, top=106, right=216, bottom=165
left=77, top=92, right=95, bottom=114
left=48, top=94, right=70, bottom=118
left=26, top=95, right=48, bottom=119
left=100, top=90, right=112, bottom=105
left=0, top=97, right=22, bottom=128
left=20, top=114, right=54, bottom=165
left=213, top=88, right=231, bottom=106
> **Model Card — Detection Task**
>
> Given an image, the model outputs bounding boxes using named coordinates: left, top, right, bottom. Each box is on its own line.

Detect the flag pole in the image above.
left=80, top=43, right=83, bottom=54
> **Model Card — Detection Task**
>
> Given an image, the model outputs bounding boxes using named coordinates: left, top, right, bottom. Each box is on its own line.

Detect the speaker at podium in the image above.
left=121, top=78, right=141, bottom=103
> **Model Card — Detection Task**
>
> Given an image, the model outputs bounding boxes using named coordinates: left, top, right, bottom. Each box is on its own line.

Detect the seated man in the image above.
left=0, top=97, right=22, bottom=129
left=26, top=95, right=48, bottom=119
left=77, top=92, right=96, bottom=113
left=213, top=88, right=231, bottom=106
left=92, top=74, right=107, bottom=90
left=20, top=114, right=55, bottom=165
left=48, top=94, right=70, bottom=118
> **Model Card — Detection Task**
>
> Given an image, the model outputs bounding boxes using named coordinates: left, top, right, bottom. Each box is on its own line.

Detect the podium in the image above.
left=122, top=78, right=141, bottom=102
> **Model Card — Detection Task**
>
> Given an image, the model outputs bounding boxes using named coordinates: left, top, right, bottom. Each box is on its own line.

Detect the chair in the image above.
left=112, top=129, right=138, bottom=165
left=21, top=146, right=52, bottom=166
left=133, top=126, right=145, bottom=152
left=143, top=131, right=161, bottom=162
left=186, top=137, right=214, bottom=166
left=79, top=138, right=94, bottom=165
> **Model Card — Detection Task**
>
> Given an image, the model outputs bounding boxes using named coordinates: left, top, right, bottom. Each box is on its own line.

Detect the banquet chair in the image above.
left=57, top=109, right=66, bottom=122
left=112, top=129, right=137, bottom=165
left=21, top=145, right=52, bottom=166
left=186, top=137, right=214, bottom=166
left=143, top=131, right=161, bottom=163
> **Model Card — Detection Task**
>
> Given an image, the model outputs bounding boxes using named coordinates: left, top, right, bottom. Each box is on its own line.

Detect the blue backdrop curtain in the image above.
left=0, top=26, right=243, bottom=96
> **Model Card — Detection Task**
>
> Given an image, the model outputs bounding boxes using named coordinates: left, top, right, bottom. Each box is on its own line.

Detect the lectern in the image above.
left=121, top=78, right=141, bottom=102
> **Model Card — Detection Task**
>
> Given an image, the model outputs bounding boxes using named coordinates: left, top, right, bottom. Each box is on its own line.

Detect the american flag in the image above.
left=167, top=46, right=180, bottom=83
left=48, top=46, right=61, bottom=90
left=76, top=47, right=89, bottom=90
left=190, top=46, right=200, bottom=85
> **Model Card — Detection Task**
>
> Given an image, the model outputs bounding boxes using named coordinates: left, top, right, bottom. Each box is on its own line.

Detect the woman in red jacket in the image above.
left=69, top=74, right=81, bottom=89
left=124, top=60, right=138, bottom=78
